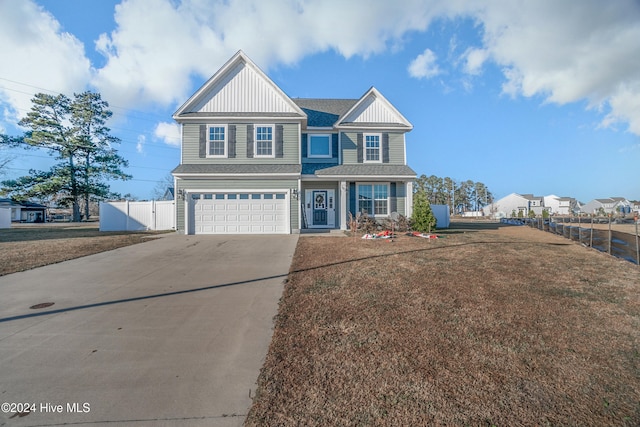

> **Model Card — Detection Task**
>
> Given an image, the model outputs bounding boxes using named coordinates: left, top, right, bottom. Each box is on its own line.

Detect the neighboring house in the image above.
left=0, top=198, right=47, bottom=222
left=160, top=187, right=175, bottom=201
left=543, top=194, right=574, bottom=216
left=582, top=197, right=631, bottom=215
left=483, top=193, right=538, bottom=218
left=171, top=51, right=416, bottom=234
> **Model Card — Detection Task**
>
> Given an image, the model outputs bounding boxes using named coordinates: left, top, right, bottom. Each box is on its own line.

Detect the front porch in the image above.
left=299, top=179, right=413, bottom=231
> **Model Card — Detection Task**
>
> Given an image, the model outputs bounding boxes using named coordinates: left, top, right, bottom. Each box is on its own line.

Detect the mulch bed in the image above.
left=246, top=224, right=640, bottom=426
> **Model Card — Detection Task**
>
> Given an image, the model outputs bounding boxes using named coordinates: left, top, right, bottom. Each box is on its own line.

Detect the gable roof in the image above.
left=336, top=87, right=413, bottom=130
left=173, top=50, right=306, bottom=120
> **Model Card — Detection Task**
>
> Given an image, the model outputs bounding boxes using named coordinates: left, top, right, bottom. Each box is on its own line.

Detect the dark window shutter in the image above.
left=349, top=182, right=356, bottom=217
left=228, top=125, right=236, bottom=158
left=332, top=134, right=339, bottom=159
left=247, top=124, right=254, bottom=158
left=382, top=133, right=390, bottom=163
left=275, top=125, right=284, bottom=158
left=301, top=134, right=307, bottom=158
left=199, top=124, right=206, bottom=158
left=357, top=133, right=363, bottom=163
left=390, top=182, right=397, bottom=213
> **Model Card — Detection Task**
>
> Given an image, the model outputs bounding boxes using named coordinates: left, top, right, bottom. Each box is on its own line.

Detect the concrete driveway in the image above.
left=0, top=233, right=298, bottom=426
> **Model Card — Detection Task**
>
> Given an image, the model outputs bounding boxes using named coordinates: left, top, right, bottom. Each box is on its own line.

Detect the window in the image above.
left=357, top=183, right=388, bottom=216
left=208, top=126, right=226, bottom=157
left=255, top=126, right=273, bottom=157
left=308, top=134, right=331, bottom=158
left=364, top=133, right=381, bottom=162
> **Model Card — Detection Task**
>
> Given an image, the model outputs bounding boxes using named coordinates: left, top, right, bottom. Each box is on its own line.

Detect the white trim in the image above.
left=363, top=133, right=382, bottom=163
left=340, top=181, right=347, bottom=230
left=173, top=50, right=307, bottom=119
left=311, top=175, right=415, bottom=180
left=206, top=124, right=227, bottom=158
left=307, top=133, right=332, bottom=158
left=304, top=189, right=336, bottom=229
left=254, top=124, right=275, bottom=158
left=335, top=87, right=413, bottom=130
left=406, top=181, right=413, bottom=218
left=173, top=173, right=300, bottom=178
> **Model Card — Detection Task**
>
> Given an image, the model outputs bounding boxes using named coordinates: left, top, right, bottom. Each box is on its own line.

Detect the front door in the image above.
left=305, top=189, right=336, bottom=228
left=313, top=191, right=328, bottom=225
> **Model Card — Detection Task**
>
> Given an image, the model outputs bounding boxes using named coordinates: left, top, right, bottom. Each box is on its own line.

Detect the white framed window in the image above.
left=364, top=133, right=381, bottom=162
left=255, top=125, right=274, bottom=157
left=357, top=183, right=389, bottom=216
left=308, top=134, right=331, bottom=158
left=207, top=125, right=226, bottom=157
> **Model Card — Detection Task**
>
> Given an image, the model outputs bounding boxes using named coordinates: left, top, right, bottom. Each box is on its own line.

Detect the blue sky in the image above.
left=1, top=0, right=639, bottom=203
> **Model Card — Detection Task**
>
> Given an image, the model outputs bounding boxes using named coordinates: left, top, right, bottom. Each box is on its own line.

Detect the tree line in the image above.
left=0, top=92, right=130, bottom=222
left=414, top=174, right=493, bottom=213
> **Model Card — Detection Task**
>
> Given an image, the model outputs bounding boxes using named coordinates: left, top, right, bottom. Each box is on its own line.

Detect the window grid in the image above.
left=358, top=184, right=388, bottom=216
left=365, top=134, right=380, bottom=162
left=256, top=126, right=273, bottom=156
left=208, top=126, right=225, bottom=157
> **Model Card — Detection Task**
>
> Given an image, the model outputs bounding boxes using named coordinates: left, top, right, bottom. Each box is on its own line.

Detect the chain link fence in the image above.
left=523, top=216, right=640, bottom=265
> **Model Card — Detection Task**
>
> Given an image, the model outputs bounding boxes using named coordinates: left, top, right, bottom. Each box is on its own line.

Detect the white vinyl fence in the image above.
left=99, top=200, right=175, bottom=232
left=0, top=207, right=11, bottom=229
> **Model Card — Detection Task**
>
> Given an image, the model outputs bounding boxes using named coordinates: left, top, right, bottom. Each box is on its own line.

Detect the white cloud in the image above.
left=408, top=49, right=441, bottom=79
left=462, top=48, right=489, bottom=75
left=154, top=122, right=181, bottom=146
left=464, top=0, right=640, bottom=134
left=136, top=134, right=146, bottom=154
left=90, top=0, right=443, bottom=109
left=0, top=1, right=91, bottom=124
left=1, top=0, right=640, bottom=138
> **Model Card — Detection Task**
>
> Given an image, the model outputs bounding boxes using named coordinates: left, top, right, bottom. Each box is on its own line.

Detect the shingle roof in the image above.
left=172, top=164, right=301, bottom=175
left=293, top=98, right=357, bottom=127
left=314, top=164, right=416, bottom=177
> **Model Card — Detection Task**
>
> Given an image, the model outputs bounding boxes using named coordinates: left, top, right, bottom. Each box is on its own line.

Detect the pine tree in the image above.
left=1, top=92, right=130, bottom=221
left=412, top=190, right=437, bottom=232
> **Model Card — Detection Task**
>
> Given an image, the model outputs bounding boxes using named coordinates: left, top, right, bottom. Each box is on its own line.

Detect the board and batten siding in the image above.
left=341, top=131, right=405, bottom=165
left=182, top=122, right=299, bottom=164
left=175, top=179, right=299, bottom=233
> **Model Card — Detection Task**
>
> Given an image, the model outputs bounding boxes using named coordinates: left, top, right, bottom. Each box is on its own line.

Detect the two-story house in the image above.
left=171, top=51, right=416, bottom=234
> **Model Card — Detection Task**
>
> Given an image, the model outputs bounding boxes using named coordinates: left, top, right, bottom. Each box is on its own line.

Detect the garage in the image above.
left=188, top=192, right=289, bottom=234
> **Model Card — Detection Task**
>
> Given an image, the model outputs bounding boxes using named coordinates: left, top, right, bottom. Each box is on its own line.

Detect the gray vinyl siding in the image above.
left=182, top=123, right=299, bottom=164
left=341, top=131, right=405, bottom=165
left=175, top=178, right=299, bottom=233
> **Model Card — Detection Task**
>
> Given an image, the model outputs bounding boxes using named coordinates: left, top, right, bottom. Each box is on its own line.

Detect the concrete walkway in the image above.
left=0, top=233, right=298, bottom=426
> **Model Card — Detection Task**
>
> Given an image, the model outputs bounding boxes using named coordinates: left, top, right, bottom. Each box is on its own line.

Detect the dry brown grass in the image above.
left=0, top=224, right=165, bottom=276
left=246, top=223, right=640, bottom=426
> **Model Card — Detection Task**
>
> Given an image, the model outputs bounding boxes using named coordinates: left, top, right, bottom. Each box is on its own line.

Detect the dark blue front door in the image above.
left=313, top=191, right=328, bottom=225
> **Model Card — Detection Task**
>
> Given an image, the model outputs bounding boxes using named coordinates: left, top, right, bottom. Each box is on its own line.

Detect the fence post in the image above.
left=608, top=214, right=612, bottom=255
left=126, top=200, right=130, bottom=232
left=590, top=215, right=593, bottom=247
left=152, top=200, right=156, bottom=231
left=633, top=214, right=640, bottom=265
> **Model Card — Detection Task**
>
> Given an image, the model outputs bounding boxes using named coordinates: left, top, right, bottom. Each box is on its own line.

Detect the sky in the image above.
left=0, top=0, right=639, bottom=203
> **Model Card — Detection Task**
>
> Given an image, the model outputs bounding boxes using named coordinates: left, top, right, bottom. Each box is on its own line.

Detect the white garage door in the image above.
left=190, top=192, right=288, bottom=234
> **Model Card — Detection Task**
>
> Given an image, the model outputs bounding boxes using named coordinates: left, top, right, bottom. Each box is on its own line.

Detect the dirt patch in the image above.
left=0, top=224, right=166, bottom=276
left=246, top=223, right=640, bottom=426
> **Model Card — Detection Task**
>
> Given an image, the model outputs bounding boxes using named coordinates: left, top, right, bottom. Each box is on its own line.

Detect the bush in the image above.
left=412, top=191, right=436, bottom=233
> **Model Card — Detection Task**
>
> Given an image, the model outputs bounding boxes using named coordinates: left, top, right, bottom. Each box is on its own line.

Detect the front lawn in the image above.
left=246, top=224, right=640, bottom=426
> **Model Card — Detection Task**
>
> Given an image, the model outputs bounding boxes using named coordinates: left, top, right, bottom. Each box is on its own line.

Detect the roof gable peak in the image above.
left=336, top=87, right=413, bottom=130
left=173, top=50, right=305, bottom=119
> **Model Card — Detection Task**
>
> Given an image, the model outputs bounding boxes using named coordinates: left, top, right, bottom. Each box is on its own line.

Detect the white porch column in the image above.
left=406, top=181, right=413, bottom=218
left=340, top=180, right=347, bottom=230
